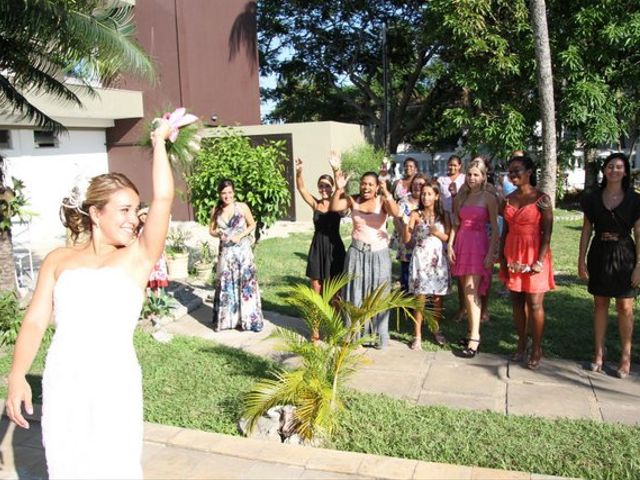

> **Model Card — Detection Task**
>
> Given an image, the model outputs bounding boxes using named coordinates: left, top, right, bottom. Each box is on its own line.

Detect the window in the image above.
left=34, top=130, right=58, bottom=148
left=0, top=129, right=11, bottom=149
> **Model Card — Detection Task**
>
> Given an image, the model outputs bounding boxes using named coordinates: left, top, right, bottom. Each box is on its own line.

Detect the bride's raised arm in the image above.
left=137, top=120, right=174, bottom=265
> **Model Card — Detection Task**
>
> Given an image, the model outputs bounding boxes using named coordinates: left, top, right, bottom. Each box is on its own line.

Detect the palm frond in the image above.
left=243, top=369, right=305, bottom=434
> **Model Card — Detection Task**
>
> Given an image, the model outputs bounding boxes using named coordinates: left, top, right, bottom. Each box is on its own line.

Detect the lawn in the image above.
left=255, top=209, right=639, bottom=364
left=2, top=331, right=638, bottom=480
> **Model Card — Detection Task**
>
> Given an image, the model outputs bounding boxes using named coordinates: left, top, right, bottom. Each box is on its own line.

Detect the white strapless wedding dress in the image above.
left=42, top=267, right=144, bottom=479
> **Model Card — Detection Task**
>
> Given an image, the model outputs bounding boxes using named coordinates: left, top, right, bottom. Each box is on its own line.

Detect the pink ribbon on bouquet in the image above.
left=161, top=108, right=199, bottom=142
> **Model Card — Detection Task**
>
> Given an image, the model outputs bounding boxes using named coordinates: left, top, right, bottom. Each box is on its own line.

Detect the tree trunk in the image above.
left=584, top=146, right=599, bottom=193
left=0, top=229, right=17, bottom=293
left=529, top=0, right=557, bottom=208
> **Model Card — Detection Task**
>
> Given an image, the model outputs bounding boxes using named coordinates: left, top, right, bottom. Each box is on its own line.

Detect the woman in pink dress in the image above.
left=448, top=159, right=499, bottom=357
left=499, top=156, right=555, bottom=370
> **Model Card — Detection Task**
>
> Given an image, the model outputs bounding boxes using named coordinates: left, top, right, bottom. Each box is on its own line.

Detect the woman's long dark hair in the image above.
left=600, top=152, right=631, bottom=191
left=508, top=155, right=537, bottom=187
left=213, top=179, right=235, bottom=220
left=418, top=183, right=444, bottom=224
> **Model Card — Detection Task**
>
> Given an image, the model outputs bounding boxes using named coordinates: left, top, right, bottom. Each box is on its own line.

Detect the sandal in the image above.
left=616, top=354, right=631, bottom=379
left=527, top=348, right=542, bottom=370
left=460, top=338, right=480, bottom=358
left=409, top=337, right=423, bottom=350
left=433, top=331, right=447, bottom=347
left=589, top=347, right=607, bottom=373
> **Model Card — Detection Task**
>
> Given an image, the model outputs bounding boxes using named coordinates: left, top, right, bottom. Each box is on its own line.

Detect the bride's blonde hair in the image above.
left=60, top=173, right=139, bottom=243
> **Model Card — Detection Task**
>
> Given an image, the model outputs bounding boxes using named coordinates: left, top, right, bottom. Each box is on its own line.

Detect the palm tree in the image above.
left=0, top=0, right=155, bottom=292
left=0, top=0, right=155, bottom=133
left=243, top=275, right=435, bottom=441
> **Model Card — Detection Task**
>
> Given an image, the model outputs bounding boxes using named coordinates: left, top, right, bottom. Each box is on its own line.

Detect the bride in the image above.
left=6, top=119, right=174, bottom=479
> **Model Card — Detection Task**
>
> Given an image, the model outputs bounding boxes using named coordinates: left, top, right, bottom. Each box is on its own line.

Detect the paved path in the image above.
left=0, top=413, right=569, bottom=480
left=167, top=304, right=640, bottom=426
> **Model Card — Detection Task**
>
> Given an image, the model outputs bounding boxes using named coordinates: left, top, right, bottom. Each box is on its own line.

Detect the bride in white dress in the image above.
left=6, top=120, right=175, bottom=479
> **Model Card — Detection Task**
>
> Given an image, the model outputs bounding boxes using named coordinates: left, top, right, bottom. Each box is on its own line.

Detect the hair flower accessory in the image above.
left=140, top=107, right=203, bottom=176
left=61, top=174, right=91, bottom=215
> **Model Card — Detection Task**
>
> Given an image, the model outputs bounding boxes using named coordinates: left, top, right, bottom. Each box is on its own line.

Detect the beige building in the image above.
left=206, top=121, right=367, bottom=223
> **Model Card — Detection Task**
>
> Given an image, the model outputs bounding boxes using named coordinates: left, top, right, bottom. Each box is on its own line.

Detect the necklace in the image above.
left=603, top=189, right=624, bottom=210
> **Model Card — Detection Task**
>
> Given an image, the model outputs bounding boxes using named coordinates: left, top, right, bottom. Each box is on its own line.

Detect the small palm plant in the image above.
left=242, top=274, right=435, bottom=442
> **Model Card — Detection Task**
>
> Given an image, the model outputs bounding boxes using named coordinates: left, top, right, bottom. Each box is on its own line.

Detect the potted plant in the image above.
left=165, top=227, right=191, bottom=280
left=194, top=240, right=215, bottom=282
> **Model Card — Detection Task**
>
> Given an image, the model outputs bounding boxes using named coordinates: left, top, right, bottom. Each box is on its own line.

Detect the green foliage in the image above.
left=0, top=291, right=23, bottom=347
left=140, top=290, right=174, bottom=320
left=165, top=227, right=191, bottom=256
left=0, top=0, right=155, bottom=132
left=340, top=144, right=385, bottom=187
left=188, top=128, right=291, bottom=239
left=243, top=274, right=430, bottom=441
left=197, top=241, right=214, bottom=265
left=0, top=177, right=30, bottom=231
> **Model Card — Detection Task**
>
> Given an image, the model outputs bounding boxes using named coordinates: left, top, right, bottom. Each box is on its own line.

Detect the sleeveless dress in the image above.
left=451, top=205, right=491, bottom=295
left=212, top=203, right=264, bottom=331
left=305, top=210, right=345, bottom=280
left=42, top=267, right=144, bottom=479
left=499, top=201, right=555, bottom=293
left=409, top=214, right=450, bottom=296
left=581, top=190, right=640, bottom=298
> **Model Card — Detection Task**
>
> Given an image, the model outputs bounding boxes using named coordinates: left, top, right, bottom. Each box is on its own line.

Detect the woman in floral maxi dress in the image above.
left=210, top=179, right=263, bottom=332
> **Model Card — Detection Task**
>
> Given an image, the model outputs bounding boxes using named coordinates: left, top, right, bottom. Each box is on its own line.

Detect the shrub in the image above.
left=188, top=128, right=291, bottom=242
left=0, top=291, right=23, bottom=346
left=340, top=144, right=385, bottom=194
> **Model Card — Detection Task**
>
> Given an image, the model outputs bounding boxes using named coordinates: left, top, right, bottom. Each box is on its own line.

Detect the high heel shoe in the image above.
left=616, top=355, right=631, bottom=379
left=460, top=338, right=480, bottom=358
left=527, top=348, right=542, bottom=370
left=589, top=347, right=607, bottom=373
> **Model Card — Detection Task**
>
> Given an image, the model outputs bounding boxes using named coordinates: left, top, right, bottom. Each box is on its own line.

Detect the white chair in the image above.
left=11, top=220, right=34, bottom=289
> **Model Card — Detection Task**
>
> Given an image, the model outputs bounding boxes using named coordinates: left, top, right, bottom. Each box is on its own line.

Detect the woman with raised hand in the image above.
left=210, top=179, right=264, bottom=333
left=331, top=170, right=399, bottom=349
left=578, top=152, right=640, bottom=379
left=404, top=182, right=451, bottom=349
left=448, top=159, right=499, bottom=358
left=499, top=156, right=555, bottom=370
left=295, top=156, right=345, bottom=293
left=6, top=120, right=175, bottom=479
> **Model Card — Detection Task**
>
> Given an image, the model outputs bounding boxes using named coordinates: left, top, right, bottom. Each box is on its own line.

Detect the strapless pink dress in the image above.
left=451, top=205, right=491, bottom=295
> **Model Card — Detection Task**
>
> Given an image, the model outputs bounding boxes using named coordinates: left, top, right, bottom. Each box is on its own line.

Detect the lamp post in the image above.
left=382, top=22, right=390, bottom=155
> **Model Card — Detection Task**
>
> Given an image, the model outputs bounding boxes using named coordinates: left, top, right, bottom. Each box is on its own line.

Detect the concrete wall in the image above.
left=107, top=0, right=261, bottom=221
left=1, top=128, right=110, bottom=251
left=230, top=121, right=367, bottom=222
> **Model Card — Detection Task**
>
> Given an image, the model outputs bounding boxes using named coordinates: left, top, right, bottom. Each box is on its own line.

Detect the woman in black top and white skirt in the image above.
left=578, top=152, right=640, bottom=379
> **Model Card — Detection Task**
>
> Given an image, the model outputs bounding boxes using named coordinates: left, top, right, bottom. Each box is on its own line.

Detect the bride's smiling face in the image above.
left=92, top=188, right=140, bottom=246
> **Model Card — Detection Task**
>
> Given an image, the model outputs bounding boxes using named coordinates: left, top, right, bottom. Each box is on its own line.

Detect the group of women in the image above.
left=292, top=152, right=638, bottom=378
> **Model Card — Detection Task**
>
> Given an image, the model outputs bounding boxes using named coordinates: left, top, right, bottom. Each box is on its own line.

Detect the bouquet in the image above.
left=140, top=107, right=202, bottom=175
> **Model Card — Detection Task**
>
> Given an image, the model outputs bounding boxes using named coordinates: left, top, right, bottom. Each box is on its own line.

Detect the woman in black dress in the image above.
left=295, top=157, right=346, bottom=297
left=578, top=152, right=640, bottom=379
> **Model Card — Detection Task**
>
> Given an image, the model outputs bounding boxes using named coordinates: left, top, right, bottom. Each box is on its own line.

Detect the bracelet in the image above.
left=533, top=260, right=543, bottom=268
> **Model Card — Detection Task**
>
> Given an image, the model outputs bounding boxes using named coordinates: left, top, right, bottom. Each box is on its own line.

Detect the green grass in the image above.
left=254, top=209, right=639, bottom=363
left=334, top=391, right=640, bottom=480
left=0, top=329, right=638, bottom=479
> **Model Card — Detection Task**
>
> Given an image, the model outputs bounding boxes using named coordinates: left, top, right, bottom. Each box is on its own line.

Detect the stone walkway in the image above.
left=167, top=305, right=640, bottom=426
left=0, top=413, right=569, bottom=480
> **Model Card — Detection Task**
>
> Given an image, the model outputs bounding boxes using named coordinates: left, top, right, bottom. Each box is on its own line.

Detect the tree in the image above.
left=529, top=0, right=557, bottom=205
left=0, top=0, right=155, bottom=133
left=0, top=0, right=155, bottom=293
left=258, top=0, right=458, bottom=153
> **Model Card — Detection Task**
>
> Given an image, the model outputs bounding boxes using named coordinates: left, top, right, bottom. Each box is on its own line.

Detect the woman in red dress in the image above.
left=499, top=156, right=555, bottom=370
